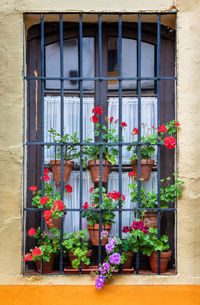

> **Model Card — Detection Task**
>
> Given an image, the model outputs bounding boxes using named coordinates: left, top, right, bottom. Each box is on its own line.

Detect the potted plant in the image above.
left=140, top=227, right=171, bottom=273
left=127, top=121, right=179, bottom=181
left=24, top=227, right=60, bottom=273
left=48, top=128, right=80, bottom=183
left=29, top=169, right=70, bottom=229
left=122, top=220, right=171, bottom=273
left=62, top=229, right=92, bottom=269
left=83, top=107, right=126, bottom=183
left=82, top=187, right=125, bottom=246
left=94, top=237, right=126, bottom=289
left=128, top=175, right=184, bottom=228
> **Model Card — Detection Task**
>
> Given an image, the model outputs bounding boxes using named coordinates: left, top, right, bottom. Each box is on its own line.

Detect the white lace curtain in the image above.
left=45, top=95, right=158, bottom=235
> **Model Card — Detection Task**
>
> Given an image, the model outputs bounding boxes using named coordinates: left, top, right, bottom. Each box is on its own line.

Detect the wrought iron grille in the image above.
left=23, top=13, right=177, bottom=276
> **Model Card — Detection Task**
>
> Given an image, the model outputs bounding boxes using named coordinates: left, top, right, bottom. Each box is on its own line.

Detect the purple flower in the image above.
left=98, top=262, right=111, bottom=275
left=105, top=242, right=114, bottom=253
left=95, top=275, right=105, bottom=289
left=112, top=237, right=118, bottom=244
left=109, top=253, right=121, bottom=265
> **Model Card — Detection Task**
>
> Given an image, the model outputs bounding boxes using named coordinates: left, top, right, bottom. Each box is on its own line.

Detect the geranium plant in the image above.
left=24, top=227, right=60, bottom=263
left=29, top=169, right=71, bottom=226
left=94, top=237, right=126, bottom=289
left=82, top=187, right=125, bottom=226
left=83, top=106, right=127, bottom=165
left=128, top=175, right=184, bottom=210
left=48, top=128, right=80, bottom=160
left=62, top=229, right=91, bottom=269
left=127, top=120, right=180, bottom=161
left=122, top=220, right=169, bottom=256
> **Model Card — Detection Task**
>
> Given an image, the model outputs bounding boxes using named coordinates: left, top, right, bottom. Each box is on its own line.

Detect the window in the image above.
left=24, top=13, right=177, bottom=275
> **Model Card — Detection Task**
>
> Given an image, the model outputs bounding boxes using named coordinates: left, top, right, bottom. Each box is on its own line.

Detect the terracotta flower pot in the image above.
left=143, top=211, right=163, bottom=229
left=50, top=160, right=74, bottom=183
left=148, top=250, right=172, bottom=273
left=131, top=159, right=154, bottom=181
left=88, top=160, right=111, bottom=183
left=122, top=251, right=134, bottom=269
left=35, top=253, right=55, bottom=273
left=87, top=224, right=112, bottom=246
left=68, top=249, right=92, bottom=269
left=47, top=212, right=66, bottom=229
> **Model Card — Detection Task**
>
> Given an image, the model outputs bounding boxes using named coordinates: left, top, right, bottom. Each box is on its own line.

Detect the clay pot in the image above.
left=87, top=224, right=112, bottom=246
left=122, top=251, right=134, bottom=269
left=47, top=213, right=66, bottom=229
left=131, top=159, right=154, bottom=181
left=143, top=212, right=163, bottom=229
left=88, top=160, right=111, bottom=183
left=35, top=253, right=54, bottom=273
left=68, top=249, right=92, bottom=269
left=148, top=250, right=172, bottom=273
left=50, top=160, right=74, bottom=183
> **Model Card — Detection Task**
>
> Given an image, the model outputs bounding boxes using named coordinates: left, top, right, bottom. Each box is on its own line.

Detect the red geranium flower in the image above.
left=132, top=127, right=138, bottom=135
left=65, top=184, right=72, bottom=193
left=90, top=187, right=94, bottom=193
left=40, top=197, right=50, bottom=205
left=43, top=210, right=52, bottom=225
left=92, top=204, right=96, bottom=208
left=44, top=169, right=49, bottom=175
left=128, top=171, right=136, bottom=177
left=174, top=121, right=180, bottom=127
left=122, top=226, right=132, bottom=233
left=52, top=200, right=64, bottom=211
left=43, top=175, right=50, bottom=182
left=28, top=228, right=36, bottom=236
left=121, top=122, right=127, bottom=127
left=92, top=106, right=103, bottom=115
left=32, top=247, right=42, bottom=257
left=24, top=253, right=33, bottom=262
left=158, top=125, right=167, bottom=133
left=164, top=136, right=176, bottom=149
left=29, top=186, right=37, bottom=192
left=110, top=116, right=114, bottom=123
left=91, top=115, right=99, bottom=123
left=82, top=202, right=89, bottom=209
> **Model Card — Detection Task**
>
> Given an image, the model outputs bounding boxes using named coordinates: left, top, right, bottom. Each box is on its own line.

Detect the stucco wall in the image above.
left=0, top=0, right=200, bottom=286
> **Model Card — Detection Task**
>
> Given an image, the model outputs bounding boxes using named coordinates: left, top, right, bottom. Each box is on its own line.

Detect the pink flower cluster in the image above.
left=122, top=220, right=149, bottom=234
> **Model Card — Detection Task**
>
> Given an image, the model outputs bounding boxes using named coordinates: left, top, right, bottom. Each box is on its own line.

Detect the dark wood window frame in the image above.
left=26, top=21, right=176, bottom=270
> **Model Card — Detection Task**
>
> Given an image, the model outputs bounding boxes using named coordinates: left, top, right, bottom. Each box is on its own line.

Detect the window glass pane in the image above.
left=107, top=37, right=155, bottom=90
left=45, top=38, right=94, bottom=90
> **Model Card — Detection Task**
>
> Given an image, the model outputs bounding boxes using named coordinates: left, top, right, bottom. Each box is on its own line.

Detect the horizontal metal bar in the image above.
left=24, top=141, right=167, bottom=146
left=24, top=12, right=177, bottom=15
left=24, top=207, right=177, bottom=212
left=24, top=76, right=176, bottom=81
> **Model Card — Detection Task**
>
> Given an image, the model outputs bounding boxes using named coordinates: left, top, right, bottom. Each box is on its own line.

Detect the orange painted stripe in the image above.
left=0, top=285, right=200, bottom=305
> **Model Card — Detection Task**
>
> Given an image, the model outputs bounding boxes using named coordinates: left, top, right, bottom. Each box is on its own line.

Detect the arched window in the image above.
left=25, top=14, right=176, bottom=275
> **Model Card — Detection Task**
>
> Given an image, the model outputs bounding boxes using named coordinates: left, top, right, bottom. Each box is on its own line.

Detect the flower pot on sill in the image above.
left=50, top=160, right=74, bottom=183
left=148, top=250, right=172, bottom=273
left=35, top=253, right=55, bottom=273
left=122, top=251, right=134, bottom=269
left=47, top=212, right=66, bottom=229
left=68, top=249, right=92, bottom=269
left=143, top=211, right=163, bottom=229
left=87, top=224, right=112, bottom=246
left=88, top=160, right=111, bottom=183
left=131, top=159, right=154, bottom=181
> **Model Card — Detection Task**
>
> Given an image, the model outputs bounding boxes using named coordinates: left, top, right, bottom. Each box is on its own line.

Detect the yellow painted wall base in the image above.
left=0, top=285, right=200, bottom=305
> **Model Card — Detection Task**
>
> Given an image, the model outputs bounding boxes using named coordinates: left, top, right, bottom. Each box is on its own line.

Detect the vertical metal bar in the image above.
left=79, top=13, right=83, bottom=274
left=118, top=14, right=123, bottom=274
left=175, top=14, right=178, bottom=274
left=40, top=13, right=45, bottom=275
left=156, top=14, right=161, bottom=275
left=136, top=13, right=142, bottom=275
left=59, top=13, right=64, bottom=274
left=98, top=13, right=102, bottom=264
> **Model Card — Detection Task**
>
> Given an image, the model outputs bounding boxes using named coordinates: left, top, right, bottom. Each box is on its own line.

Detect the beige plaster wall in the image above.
left=0, top=0, right=200, bottom=285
